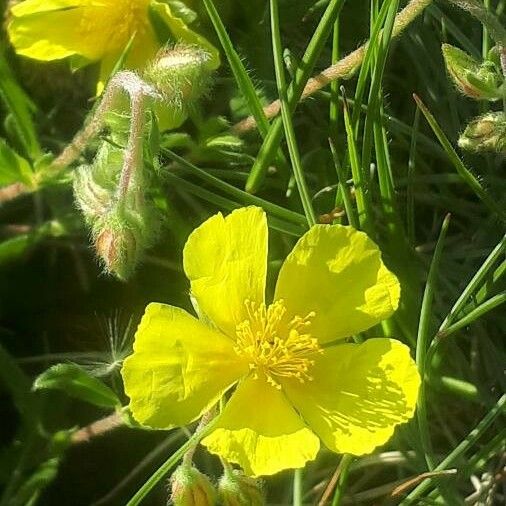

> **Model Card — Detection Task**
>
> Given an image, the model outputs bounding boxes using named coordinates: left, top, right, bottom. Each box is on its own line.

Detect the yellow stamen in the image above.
left=235, top=300, right=321, bottom=388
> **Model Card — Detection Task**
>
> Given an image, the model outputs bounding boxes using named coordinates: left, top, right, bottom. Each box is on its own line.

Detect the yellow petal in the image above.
left=183, top=207, right=268, bottom=338
left=8, top=4, right=88, bottom=61
left=10, top=0, right=82, bottom=17
left=121, top=303, right=247, bottom=428
left=283, top=338, right=420, bottom=456
left=202, top=376, right=320, bottom=476
left=275, top=225, right=400, bottom=343
left=8, top=0, right=153, bottom=62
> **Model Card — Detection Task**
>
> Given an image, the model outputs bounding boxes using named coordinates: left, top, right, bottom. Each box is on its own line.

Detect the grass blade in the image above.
left=246, top=0, right=346, bottom=193
left=413, top=94, right=506, bottom=222
left=416, top=213, right=451, bottom=470
left=269, top=0, right=316, bottom=226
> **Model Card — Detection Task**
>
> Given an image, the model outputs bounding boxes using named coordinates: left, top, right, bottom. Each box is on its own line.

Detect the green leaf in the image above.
left=0, top=235, right=33, bottom=266
left=0, top=343, right=33, bottom=421
left=0, top=138, right=34, bottom=187
left=33, top=363, right=120, bottom=409
left=0, top=46, right=41, bottom=160
left=9, top=431, right=72, bottom=506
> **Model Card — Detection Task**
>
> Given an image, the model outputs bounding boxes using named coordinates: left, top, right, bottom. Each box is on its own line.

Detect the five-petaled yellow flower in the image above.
left=122, top=207, right=420, bottom=476
left=7, top=0, right=219, bottom=92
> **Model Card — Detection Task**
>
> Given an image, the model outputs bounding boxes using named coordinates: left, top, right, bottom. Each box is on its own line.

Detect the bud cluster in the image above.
left=168, top=463, right=265, bottom=506
left=72, top=44, right=214, bottom=279
left=442, top=43, right=506, bottom=154
left=73, top=113, right=156, bottom=280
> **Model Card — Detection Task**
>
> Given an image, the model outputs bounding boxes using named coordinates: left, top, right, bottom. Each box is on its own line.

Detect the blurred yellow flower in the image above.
left=8, top=0, right=219, bottom=92
left=122, top=207, right=420, bottom=476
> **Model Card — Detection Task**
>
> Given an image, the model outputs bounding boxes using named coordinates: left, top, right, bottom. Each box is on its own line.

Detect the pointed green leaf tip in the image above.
left=33, top=363, right=120, bottom=409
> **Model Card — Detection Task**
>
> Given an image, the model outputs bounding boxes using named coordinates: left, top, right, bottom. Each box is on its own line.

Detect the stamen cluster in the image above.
left=234, top=300, right=321, bottom=388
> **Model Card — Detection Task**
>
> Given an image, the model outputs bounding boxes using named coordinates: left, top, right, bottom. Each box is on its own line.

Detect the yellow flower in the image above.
left=122, top=207, right=420, bottom=477
left=7, top=0, right=219, bottom=92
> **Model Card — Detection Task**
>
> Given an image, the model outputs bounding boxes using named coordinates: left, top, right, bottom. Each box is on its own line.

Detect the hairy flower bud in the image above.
left=218, top=468, right=265, bottom=506
left=143, top=44, right=213, bottom=112
left=73, top=135, right=157, bottom=280
left=458, top=112, right=506, bottom=152
left=94, top=220, right=141, bottom=281
left=170, top=464, right=217, bottom=506
left=442, top=44, right=503, bottom=101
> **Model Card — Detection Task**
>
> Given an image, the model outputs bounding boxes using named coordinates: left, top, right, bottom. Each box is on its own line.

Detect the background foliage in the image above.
left=0, top=0, right=505, bottom=504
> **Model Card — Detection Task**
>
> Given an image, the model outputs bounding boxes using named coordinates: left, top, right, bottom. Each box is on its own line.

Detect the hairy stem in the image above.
left=53, top=71, right=159, bottom=172
left=448, top=0, right=506, bottom=46
left=232, top=0, right=433, bottom=134
left=52, top=78, right=122, bottom=170
left=0, top=182, right=28, bottom=204
left=181, top=409, right=215, bottom=466
left=71, top=412, right=123, bottom=444
left=116, top=91, right=145, bottom=203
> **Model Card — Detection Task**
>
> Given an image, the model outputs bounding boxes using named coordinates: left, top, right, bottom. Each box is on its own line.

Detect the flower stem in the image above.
left=292, top=468, right=303, bottom=506
left=331, top=454, right=353, bottom=506
left=52, top=77, right=122, bottom=170
left=116, top=91, right=145, bottom=204
left=181, top=409, right=215, bottom=467
left=71, top=412, right=123, bottom=444
left=232, top=0, right=433, bottom=134
left=447, top=0, right=506, bottom=47
left=126, top=417, right=219, bottom=506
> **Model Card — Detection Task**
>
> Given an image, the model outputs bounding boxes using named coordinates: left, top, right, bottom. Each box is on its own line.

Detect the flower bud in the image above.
left=442, top=44, right=503, bottom=101
left=218, top=468, right=265, bottom=506
left=170, top=464, right=217, bottom=506
left=73, top=133, right=157, bottom=279
left=94, top=221, right=141, bottom=281
left=143, top=44, right=213, bottom=111
left=458, top=112, right=506, bottom=153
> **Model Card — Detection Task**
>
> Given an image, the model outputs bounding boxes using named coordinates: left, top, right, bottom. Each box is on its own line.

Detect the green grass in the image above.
left=0, top=0, right=505, bottom=505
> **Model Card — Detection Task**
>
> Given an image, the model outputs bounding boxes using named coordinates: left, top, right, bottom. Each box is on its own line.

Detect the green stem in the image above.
left=126, top=419, right=218, bottom=506
left=331, top=454, right=354, bottom=506
left=402, top=394, right=506, bottom=502
left=329, top=139, right=359, bottom=228
left=437, top=291, right=506, bottom=339
left=448, top=0, right=506, bottom=46
left=245, top=0, right=347, bottom=193
left=234, top=0, right=433, bottom=136
left=439, top=235, right=505, bottom=330
left=416, top=214, right=451, bottom=470
left=270, top=0, right=317, bottom=226
left=293, top=468, right=303, bottom=506
left=163, top=149, right=307, bottom=227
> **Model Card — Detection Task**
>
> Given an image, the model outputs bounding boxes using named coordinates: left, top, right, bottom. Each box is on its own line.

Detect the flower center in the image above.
left=234, top=300, right=321, bottom=388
